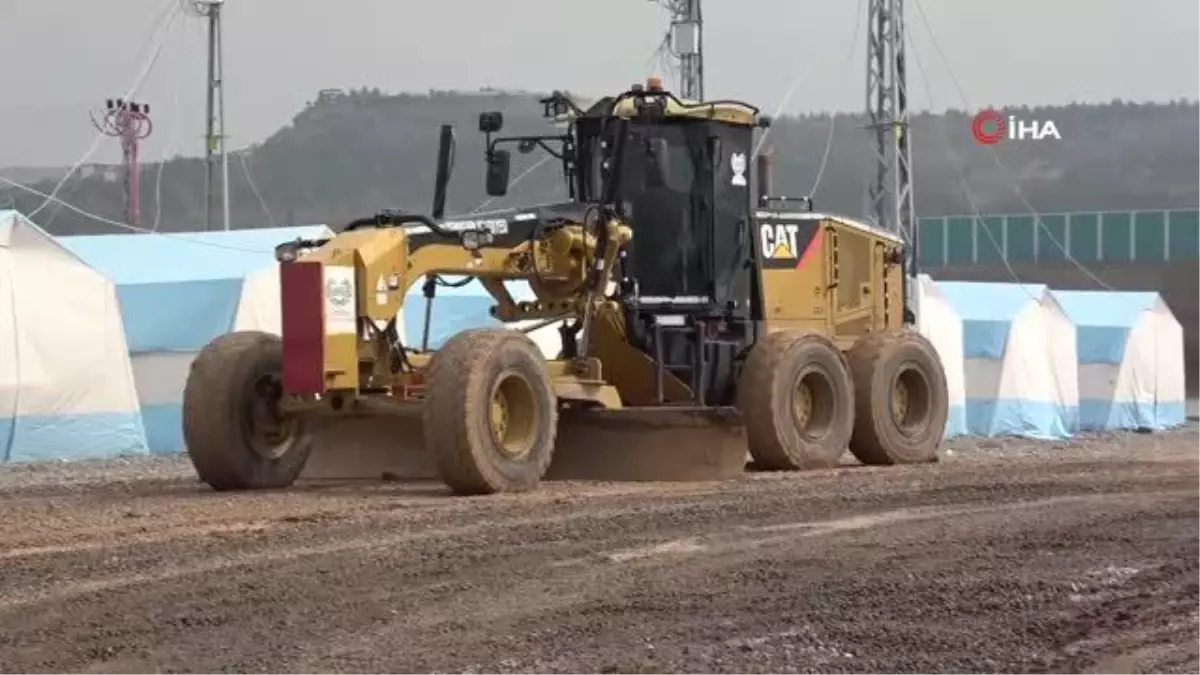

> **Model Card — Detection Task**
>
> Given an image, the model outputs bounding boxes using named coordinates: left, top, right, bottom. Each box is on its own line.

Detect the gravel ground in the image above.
left=0, top=425, right=1195, bottom=673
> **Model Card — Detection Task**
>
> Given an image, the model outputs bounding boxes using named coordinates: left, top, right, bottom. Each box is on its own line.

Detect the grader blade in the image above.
left=301, top=414, right=438, bottom=481
left=545, top=407, right=747, bottom=482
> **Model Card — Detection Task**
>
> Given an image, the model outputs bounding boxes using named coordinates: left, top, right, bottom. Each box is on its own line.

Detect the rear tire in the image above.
left=847, top=329, right=948, bottom=465
left=183, top=331, right=312, bottom=490
left=423, top=328, right=558, bottom=495
left=737, top=330, right=855, bottom=470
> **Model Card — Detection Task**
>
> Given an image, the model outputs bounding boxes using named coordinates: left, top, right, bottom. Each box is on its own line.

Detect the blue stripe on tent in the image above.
left=401, top=279, right=537, bottom=349
left=936, top=282, right=1048, bottom=361
left=1080, top=398, right=1189, bottom=431
left=944, top=404, right=967, bottom=439
left=964, top=398, right=1077, bottom=439
left=118, top=279, right=243, bottom=353
left=1074, top=326, right=1131, bottom=364
left=59, top=226, right=332, bottom=285
left=402, top=296, right=506, bottom=349
left=140, top=403, right=185, bottom=455
left=960, top=320, right=1011, bottom=360
left=1054, top=291, right=1158, bottom=365
left=1053, top=291, right=1157, bottom=328
left=0, top=412, right=149, bottom=463
left=1157, top=401, right=1187, bottom=428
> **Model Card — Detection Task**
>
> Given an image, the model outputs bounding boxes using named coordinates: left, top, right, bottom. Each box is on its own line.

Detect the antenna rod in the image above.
left=663, top=0, right=704, bottom=101
left=198, top=0, right=230, bottom=231
left=865, top=0, right=918, bottom=321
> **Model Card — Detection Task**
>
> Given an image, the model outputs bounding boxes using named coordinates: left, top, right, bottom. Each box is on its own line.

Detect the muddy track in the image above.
left=0, top=429, right=1195, bottom=673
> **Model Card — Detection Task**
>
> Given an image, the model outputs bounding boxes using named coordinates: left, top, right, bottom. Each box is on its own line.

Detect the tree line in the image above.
left=4, top=89, right=1196, bottom=235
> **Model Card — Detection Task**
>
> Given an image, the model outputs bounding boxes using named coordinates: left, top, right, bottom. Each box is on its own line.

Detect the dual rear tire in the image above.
left=738, top=328, right=948, bottom=470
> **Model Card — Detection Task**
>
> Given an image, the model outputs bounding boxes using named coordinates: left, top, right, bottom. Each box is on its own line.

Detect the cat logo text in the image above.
left=760, top=222, right=801, bottom=259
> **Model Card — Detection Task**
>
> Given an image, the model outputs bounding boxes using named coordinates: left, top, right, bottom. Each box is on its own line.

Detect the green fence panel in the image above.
left=1100, top=211, right=1133, bottom=261
left=1167, top=210, right=1200, bottom=259
left=1035, top=214, right=1068, bottom=262
left=1006, top=215, right=1036, bottom=262
left=918, top=209, right=1196, bottom=265
left=946, top=216, right=974, bottom=264
left=1068, top=213, right=1100, bottom=262
left=1133, top=211, right=1166, bottom=262
left=917, top=217, right=945, bottom=267
left=976, top=217, right=1005, bottom=263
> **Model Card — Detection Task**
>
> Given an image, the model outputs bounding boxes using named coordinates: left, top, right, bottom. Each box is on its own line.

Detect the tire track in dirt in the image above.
left=0, top=432, right=1194, bottom=673
left=295, top=486, right=1197, bottom=673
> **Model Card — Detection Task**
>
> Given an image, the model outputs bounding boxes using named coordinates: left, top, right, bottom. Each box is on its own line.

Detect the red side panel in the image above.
left=280, top=262, right=324, bottom=395
left=795, top=227, right=822, bottom=269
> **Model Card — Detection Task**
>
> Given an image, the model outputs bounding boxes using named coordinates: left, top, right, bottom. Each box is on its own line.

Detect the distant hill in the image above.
left=2, top=89, right=1196, bottom=235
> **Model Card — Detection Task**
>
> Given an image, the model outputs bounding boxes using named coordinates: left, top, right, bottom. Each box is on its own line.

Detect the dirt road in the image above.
left=0, top=428, right=1196, bottom=673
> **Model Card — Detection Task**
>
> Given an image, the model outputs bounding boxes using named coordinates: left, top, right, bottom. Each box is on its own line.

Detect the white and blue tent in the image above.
left=60, top=226, right=333, bottom=454
left=402, top=276, right=563, bottom=357
left=916, top=275, right=967, bottom=438
left=0, top=211, right=148, bottom=462
left=936, top=281, right=1079, bottom=438
left=1053, top=290, right=1186, bottom=431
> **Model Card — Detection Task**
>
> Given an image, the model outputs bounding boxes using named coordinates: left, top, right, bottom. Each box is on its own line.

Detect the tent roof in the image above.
left=0, top=210, right=95, bottom=267
left=1052, top=290, right=1158, bottom=328
left=59, top=226, right=332, bottom=284
left=936, top=281, right=1048, bottom=322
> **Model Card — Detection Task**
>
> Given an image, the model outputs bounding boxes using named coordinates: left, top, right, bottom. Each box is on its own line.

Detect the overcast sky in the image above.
left=1, top=0, right=1196, bottom=167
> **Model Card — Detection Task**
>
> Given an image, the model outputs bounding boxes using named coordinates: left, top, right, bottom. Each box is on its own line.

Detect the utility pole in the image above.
left=190, top=0, right=230, bottom=231
left=92, top=98, right=153, bottom=227
left=865, top=0, right=918, bottom=319
left=659, top=0, right=704, bottom=101
left=866, top=0, right=914, bottom=245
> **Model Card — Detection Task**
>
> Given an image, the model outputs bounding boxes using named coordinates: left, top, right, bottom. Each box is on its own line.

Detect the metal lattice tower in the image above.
left=865, top=0, right=915, bottom=247
left=92, top=99, right=153, bottom=227
left=188, top=0, right=231, bottom=231
left=662, top=0, right=704, bottom=100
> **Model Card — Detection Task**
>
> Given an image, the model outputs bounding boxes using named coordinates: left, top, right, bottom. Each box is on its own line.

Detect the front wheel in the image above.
left=183, top=331, right=312, bottom=490
left=422, top=329, right=558, bottom=495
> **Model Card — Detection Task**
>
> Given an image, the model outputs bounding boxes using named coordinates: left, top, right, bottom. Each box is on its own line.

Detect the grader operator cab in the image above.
left=181, top=79, right=949, bottom=496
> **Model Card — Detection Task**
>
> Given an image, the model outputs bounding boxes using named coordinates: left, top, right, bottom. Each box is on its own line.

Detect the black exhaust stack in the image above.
left=755, top=150, right=773, bottom=207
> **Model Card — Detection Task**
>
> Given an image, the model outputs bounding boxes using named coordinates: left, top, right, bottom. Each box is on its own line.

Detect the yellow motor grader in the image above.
left=181, top=80, right=949, bottom=495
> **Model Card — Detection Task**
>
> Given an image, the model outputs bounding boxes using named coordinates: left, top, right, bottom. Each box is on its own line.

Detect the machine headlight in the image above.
left=275, top=243, right=299, bottom=263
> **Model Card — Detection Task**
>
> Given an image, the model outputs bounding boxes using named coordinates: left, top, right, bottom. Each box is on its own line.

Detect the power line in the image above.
left=908, top=0, right=1112, bottom=290
left=865, top=0, right=916, bottom=246
left=807, top=0, right=866, bottom=198
left=28, top=0, right=183, bottom=220
left=238, top=150, right=278, bottom=227
left=152, top=18, right=191, bottom=233
left=754, top=0, right=865, bottom=159
left=0, top=176, right=271, bottom=254
left=193, top=0, right=231, bottom=232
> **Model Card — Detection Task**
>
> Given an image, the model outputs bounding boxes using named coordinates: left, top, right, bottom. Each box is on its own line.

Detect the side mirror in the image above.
left=479, top=111, right=504, bottom=133
left=485, top=149, right=511, bottom=197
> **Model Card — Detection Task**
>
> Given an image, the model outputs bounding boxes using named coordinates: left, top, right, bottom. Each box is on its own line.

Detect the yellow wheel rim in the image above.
left=793, top=379, right=814, bottom=429
left=489, top=373, right=537, bottom=459
left=891, top=364, right=932, bottom=435
left=791, top=368, right=835, bottom=439
left=891, top=375, right=910, bottom=426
